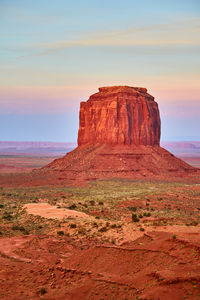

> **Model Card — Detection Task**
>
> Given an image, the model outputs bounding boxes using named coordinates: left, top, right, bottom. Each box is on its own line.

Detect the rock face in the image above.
left=78, top=86, right=160, bottom=146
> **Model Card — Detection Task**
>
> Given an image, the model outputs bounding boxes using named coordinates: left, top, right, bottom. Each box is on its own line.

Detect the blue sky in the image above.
left=0, top=0, right=200, bottom=142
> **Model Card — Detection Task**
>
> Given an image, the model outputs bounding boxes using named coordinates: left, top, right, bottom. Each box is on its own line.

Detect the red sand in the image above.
left=0, top=230, right=199, bottom=299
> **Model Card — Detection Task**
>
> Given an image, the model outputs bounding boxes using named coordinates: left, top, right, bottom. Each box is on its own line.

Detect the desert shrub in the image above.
left=70, top=223, right=77, bottom=228
left=57, top=230, right=64, bottom=236
left=139, top=214, right=143, bottom=218
left=132, top=213, right=139, bottom=222
left=68, top=204, right=76, bottom=210
left=140, top=227, right=145, bottom=232
left=111, top=224, right=117, bottom=229
left=0, top=204, right=4, bottom=208
left=89, top=200, right=95, bottom=206
left=172, top=235, right=176, bottom=239
left=12, top=225, right=29, bottom=234
left=128, top=207, right=137, bottom=212
left=144, top=212, right=151, bottom=217
left=191, top=221, right=198, bottom=226
left=12, top=225, right=25, bottom=232
left=98, top=201, right=104, bottom=205
left=2, top=212, right=13, bottom=221
left=99, top=226, right=108, bottom=232
left=83, top=204, right=88, bottom=208
left=40, top=287, right=47, bottom=295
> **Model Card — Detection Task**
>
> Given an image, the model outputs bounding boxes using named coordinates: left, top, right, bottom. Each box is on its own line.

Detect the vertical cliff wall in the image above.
left=78, top=86, right=160, bottom=146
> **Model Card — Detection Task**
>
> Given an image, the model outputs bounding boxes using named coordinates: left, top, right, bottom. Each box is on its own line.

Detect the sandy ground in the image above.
left=24, top=202, right=89, bottom=220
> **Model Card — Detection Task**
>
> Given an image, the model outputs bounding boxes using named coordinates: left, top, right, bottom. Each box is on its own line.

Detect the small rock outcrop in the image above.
left=78, top=86, right=160, bottom=146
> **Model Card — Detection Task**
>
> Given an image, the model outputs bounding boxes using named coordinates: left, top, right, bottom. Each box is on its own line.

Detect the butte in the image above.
left=44, top=86, right=198, bottom=181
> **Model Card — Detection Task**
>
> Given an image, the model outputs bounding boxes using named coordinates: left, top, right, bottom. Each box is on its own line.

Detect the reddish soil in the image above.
left=0, top=154, right=200, bottom=299
left=0, top=231, right=199, bottom=299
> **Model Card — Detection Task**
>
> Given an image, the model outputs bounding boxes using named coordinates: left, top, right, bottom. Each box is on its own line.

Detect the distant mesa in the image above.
left=44, top=86, right=198, bottom=180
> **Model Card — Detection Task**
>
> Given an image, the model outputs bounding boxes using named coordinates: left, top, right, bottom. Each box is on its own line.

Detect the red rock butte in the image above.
left=78, top=86, right=160, bottom=147
left=44, top=86, right=198, bottom=181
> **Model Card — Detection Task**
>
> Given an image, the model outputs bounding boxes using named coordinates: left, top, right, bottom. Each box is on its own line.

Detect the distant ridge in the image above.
left=0, top=141, right=199, bottom=157
left=161, top=141, right=200, bottom=155
left=0, top=141, right=77, bottom=156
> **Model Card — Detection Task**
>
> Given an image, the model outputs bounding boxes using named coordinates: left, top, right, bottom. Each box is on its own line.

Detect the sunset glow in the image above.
left=0, top=0, right=199, bottom=141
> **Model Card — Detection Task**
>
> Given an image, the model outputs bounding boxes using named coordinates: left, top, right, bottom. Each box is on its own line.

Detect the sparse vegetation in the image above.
left=57, top=230, right=64, bottom=236
left=132, top=213, right=139, bottom=222
left=70, top=223, right=77, bottom=229
left=40, top=287, right=47, bottom=295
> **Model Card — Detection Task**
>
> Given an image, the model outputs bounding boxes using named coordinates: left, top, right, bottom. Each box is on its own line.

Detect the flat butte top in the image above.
left=87, top=86, right=154, bottom=102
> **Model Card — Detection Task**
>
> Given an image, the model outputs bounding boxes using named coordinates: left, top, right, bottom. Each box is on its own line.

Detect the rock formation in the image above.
left=44, top=86, right=198, bottom=181
left=78, top=86, right=160, bottom=146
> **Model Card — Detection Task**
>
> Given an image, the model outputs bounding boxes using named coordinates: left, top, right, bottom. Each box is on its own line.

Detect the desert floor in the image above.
left=0, top=155, right=199, bottom=299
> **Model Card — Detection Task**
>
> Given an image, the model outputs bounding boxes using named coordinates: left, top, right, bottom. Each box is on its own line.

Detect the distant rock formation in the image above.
left=78, top=86, right=160, bottom=146
left=43, top=86, right=198, bottom=181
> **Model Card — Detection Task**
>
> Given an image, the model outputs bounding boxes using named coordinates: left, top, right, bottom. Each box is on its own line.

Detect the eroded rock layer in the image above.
left=45, top=144, right=197, bottom=181
left=78, top=86, right=160, bottom=146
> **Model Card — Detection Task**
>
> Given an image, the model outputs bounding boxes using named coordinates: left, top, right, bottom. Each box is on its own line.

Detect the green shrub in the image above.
left=57, top=230, right=64, bottom=236
left=99, top=226, right=108, bottom=232
left=132, top=213, right=139, bottom=222
left=144, top=212, right=151, bottom=217
left=70, top=223, right=77, bottom=229
left=68, top=204, right=76, bottom=210
left=111, top=224, right=117, bottom=229
left=40, top=287, right=47, bottom=295
left=128, top=206, right=137, bottom=212
left=2, top=212, right=13, bottom=221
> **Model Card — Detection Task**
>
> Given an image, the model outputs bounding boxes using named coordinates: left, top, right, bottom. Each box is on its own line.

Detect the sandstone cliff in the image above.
left=78, top=86, right=160, bottom=146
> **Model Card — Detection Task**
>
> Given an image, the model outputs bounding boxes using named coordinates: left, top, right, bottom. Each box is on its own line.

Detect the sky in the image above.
left=0, top=0, right=200, bottom=142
